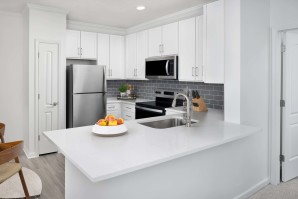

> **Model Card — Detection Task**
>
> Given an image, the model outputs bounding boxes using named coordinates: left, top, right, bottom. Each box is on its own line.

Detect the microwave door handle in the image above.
left=165, top=60, right=170, bottom=75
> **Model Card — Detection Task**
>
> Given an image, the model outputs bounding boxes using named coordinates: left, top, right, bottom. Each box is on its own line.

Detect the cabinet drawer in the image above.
left=123, top=111, right=135, bottom=120
left=122, top=104, right=135, bottom=113
left=107, top=110, right=121, bottom=118
left=106, top=103, right=120, bottom=111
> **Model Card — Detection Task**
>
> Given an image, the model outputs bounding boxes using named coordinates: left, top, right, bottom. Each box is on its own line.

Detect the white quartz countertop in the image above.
left=44, top=109, right=260, bottom=183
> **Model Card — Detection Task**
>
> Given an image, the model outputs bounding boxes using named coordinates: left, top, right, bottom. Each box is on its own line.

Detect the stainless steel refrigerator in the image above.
left=66, top=65, right=107, bottom=128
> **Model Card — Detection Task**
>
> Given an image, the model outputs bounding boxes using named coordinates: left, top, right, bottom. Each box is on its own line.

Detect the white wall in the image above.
left=25, top=6, right=67, bottom=157
left=270, top=0, right=298, bottom=30
left=224, top=0, right=240, bottom=123
left=240, top=0, right=270, bottom=185
left=0, top=12, right=28, bottom=142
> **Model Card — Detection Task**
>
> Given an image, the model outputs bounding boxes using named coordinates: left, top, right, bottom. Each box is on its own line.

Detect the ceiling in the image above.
left=0, top=0, right=214, bottom=28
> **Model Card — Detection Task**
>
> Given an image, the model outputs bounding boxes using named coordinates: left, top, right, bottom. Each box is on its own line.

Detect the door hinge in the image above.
left=280, top=154, right=285, bottom=162
left=280, top=99, right=285, bottom=107
left=281, top=44, right=286, bottom=53
left=38, top=52, right=40, bottom=59
left=38, top=135, right=40, bottom=141
left=38, top=94, right=40, bottom=100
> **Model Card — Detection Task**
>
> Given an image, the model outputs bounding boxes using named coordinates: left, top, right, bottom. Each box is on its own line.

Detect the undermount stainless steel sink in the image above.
left=139, top=118, right=198, bottom=129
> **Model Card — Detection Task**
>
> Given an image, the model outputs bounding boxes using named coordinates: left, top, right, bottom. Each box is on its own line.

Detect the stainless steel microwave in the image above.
left=145, top=55, right=178, bottom=80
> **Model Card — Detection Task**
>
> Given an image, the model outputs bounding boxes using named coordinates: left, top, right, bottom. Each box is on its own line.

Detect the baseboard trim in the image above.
left=234, top=178, right=269, bottom=199
left=23, top=148, right=39, bottom=159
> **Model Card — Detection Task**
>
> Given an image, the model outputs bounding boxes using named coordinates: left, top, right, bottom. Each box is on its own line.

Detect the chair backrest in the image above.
left=0, top=141, right=23, bottom=165
left=0, top=123, right=5, bottom=143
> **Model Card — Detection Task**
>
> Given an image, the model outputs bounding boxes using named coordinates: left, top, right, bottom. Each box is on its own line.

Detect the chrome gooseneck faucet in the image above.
left=172, top=93, right=191, bottom=127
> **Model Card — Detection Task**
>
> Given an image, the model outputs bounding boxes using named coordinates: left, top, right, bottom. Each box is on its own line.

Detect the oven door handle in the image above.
left=136, top=106, right=164, bottom=113
left=165, top=60, right=170, bottom=76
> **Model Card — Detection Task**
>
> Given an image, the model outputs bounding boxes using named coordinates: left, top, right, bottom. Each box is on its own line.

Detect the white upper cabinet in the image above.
left=97, top=33, right=110, bottom=72
left=66, top=30, right=97, bottom=60
left=125, top=33, right=137, bottom=79
left=136, top=30, right=148, bottom=79
left=66, top=30, right=81, bottom=59
left=203, top=0, right=224, bottom=84
left=110, top=35, right=125, bottom=79
left=148, top=26, right=162, bottom=57
left=98, top=34, right=125, bottom=79
left=148, top=22, right=178, bottom=57
left=179, top=17, right=196, bottom=81
left=126, top=31, right=148, bottom=80
left=178, top=16, right=204, bottom=82
left=162, top=22, right=179, bottom=55
left=80, top=31, right=97, bottom=60
left=196, top=16, right=204, bottom=81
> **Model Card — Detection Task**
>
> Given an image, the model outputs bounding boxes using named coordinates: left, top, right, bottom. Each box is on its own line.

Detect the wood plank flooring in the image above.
left=20, top=152, right=65, bottom=199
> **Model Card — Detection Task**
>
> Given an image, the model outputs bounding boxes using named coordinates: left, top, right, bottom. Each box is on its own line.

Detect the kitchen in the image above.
left=0, top=0, right=298, bottom=199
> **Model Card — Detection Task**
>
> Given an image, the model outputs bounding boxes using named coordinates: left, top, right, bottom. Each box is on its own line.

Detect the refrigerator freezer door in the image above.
left=73, top=93, right=106, bottom=127
left=73, top=65, right=106, bottom=93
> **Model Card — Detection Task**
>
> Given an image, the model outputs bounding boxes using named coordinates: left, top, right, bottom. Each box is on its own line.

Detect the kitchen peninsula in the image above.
left=44, top=109, right=260, bottom=199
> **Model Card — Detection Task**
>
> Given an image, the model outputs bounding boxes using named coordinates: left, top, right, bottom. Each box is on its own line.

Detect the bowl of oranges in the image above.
left=92, top=114, right=127, bottom=136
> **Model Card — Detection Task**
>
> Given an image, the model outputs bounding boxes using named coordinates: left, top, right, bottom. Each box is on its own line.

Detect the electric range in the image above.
left=135, top=89, right=184, bottom=119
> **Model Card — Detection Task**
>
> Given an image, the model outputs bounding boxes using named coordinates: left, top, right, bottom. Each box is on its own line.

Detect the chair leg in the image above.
left=0, top=134, right=4, bottom=143
left=18, top=169, right=30, bottom=199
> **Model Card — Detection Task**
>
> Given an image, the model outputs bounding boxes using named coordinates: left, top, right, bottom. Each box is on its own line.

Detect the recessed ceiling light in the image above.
left=136, top=6, right=146, bottom=11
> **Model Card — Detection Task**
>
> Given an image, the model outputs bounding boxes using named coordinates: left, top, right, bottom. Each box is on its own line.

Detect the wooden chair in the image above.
left=0, top=141, right=30, bottom=199
left=0, top=123, right=5, bottom=143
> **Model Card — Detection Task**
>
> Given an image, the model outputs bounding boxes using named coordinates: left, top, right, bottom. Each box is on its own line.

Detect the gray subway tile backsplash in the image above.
left=107, top=80, right=224, bottom=110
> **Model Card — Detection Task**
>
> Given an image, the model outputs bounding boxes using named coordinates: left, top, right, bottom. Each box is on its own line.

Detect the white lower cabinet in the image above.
left=122, top=103, right=135, bottom=121
left=106, top=103, right=121, bottom=118
left=106, top=102, right=135, bottom=120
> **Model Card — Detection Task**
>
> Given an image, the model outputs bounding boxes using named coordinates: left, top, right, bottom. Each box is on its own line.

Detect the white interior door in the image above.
left=38, top=42, right=59, bottom=155
left=282, top=31, right=298, bottom=182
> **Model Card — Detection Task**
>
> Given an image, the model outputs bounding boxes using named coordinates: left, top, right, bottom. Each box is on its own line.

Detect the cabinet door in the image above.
left=66, top=30, right=81, bottom=59
left=97, top=33, right=110, bottom=77
left=123, top=111, right=135, bottom=120
left=80, top=31, right=97, bottom=60
left=125, top=33, right=137, bottom=79
left=136, top=30, right=148, bottom=79
left=204, top=0, right=224, bottom=83
left=196, top=16, right=204, bottom=81
left=162, top=22, right=179, bottom=55
left=106, top=103, right=121, bottom=118
left=110, top=35, right=125, bottom=79
left=148, top=26, right=162, bottom=57
left=178, top=17, right=196, bottom=81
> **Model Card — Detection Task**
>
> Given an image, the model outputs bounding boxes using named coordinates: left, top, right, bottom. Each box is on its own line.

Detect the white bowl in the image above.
left=92, top=124, right=128, bottom=137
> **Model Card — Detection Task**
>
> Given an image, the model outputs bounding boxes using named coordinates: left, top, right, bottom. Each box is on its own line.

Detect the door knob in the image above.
left=49, top=102, right=58, bottom=107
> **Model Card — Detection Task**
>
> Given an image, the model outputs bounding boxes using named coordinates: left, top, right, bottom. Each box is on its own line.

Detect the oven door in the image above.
left=135, top=106, right=165, bottom=119
left=145, top=55, right=178, bottom=80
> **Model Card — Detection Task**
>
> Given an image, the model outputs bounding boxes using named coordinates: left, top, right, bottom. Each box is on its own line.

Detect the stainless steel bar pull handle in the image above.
left=195, top=67, right=198, bottom=76
left=78, top=48, right=80, bottom=56
left=165, top=60, right=169, bottom=75
left=192, top=67, right=195, bottom=76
